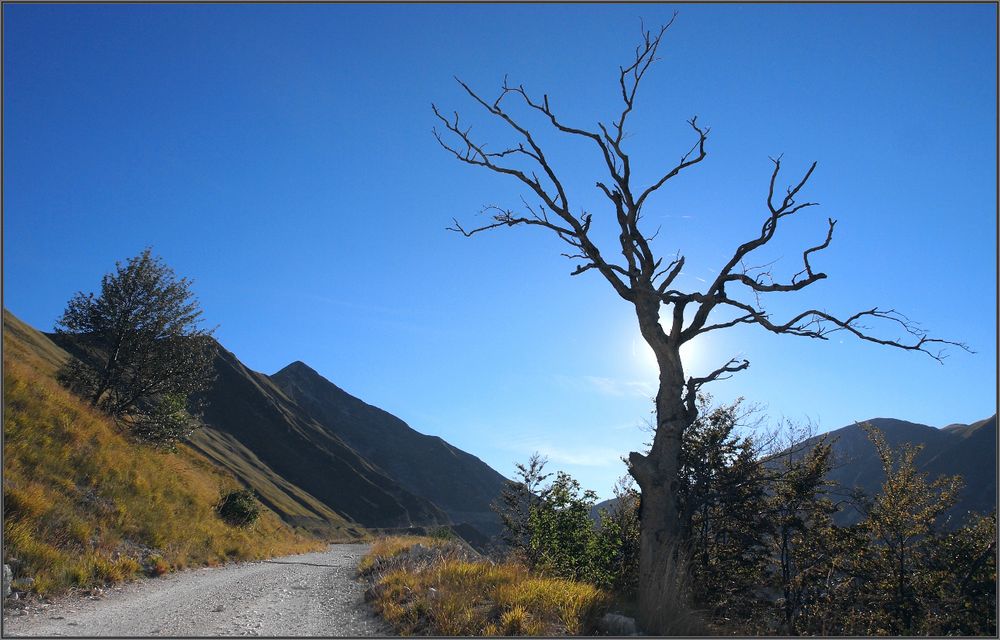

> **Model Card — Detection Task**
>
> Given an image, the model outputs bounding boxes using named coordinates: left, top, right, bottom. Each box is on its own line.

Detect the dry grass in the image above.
left=362, top=536, right=609, bottom=636
left=357, top=535, right=452, bottom=573
left=3, top=341, right=323, bottom=598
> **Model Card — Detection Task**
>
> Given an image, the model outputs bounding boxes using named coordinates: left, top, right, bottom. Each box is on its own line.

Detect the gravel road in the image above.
left=2, top=544, right=389, bottom=637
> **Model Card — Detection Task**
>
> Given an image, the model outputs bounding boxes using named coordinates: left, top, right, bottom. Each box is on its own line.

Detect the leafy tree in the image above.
left=528, top=471, right=606, bottom=583
left=791, top=519, right=870, bottom=635
left=762, top=429, right=841, bottom=634
left=495, top=455, right=624, bottom=589
left=596, top=476, right=641, bottom=597
left=917, top=511, right=996, bottom=635
left=433, top=19, right=967, bottom=632
left=854, top=424, right=964, bottom=634
left=674, top=396, right=772, bottom=629
left=56, top=249, right=216, bottom=445
left=492, top=452, right=550, bottom=564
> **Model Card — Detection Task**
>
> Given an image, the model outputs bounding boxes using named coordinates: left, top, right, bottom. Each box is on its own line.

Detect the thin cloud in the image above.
left=495, top=435, right=624, bottom=468
left=582, top=376, right=656, bottom=398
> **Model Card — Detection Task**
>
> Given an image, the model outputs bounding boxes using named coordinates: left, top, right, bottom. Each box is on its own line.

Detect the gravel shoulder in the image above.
left=2, top=543, right=389, bottom=637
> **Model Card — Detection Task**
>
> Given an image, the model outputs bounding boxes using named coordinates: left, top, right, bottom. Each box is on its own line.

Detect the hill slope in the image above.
left=21, top=309, right=509, bottom=542
left=271, top=361, right=508, bottom=535
left=189, top=344, right=449, bottom=531
left=2, top=310, right=322, bottom=597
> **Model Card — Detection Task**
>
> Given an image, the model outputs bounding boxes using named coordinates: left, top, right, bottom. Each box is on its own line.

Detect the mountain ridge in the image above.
left=270, top=360, right=507, bottom=535
left=771, top=416, right=996, bottom=527
left=591, top=415, right=996, bottom=526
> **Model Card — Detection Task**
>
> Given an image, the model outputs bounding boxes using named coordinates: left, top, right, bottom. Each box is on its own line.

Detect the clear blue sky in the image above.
left=4, top=4, right=996, bottom=499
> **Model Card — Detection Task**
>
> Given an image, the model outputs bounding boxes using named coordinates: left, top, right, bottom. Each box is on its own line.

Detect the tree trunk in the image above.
left=629, top=335, right=694, bottom=635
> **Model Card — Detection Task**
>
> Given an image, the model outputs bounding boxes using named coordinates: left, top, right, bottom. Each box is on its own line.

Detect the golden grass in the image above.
left=362, top=536, right=609, bottom=636
left=3, top=344, right=323, bottom=597
left=357, top=535, right=451, bottom=573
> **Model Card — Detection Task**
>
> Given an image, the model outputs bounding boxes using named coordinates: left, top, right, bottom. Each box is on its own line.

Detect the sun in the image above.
left=630, top=326, right=708, bottom=378
left=631, top=334, right=659, bottom=377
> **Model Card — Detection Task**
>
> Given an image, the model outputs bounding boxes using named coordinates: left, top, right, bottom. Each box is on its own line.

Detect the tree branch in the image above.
left=702, top=299, right=973, bottom=362
left=683, top=357, right=751, bottom=415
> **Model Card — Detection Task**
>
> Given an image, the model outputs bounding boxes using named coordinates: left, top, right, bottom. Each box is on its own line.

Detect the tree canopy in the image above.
left=56, top=248, right=216, bottom=445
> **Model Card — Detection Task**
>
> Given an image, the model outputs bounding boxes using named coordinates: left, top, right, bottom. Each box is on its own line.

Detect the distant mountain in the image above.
left=813, top=416, right=997, bottom=526
left=591, top=416, right=996, bottom=528
left=270, top=361, right=508, bottom=536
left=188, top=343, right=449, bottom=533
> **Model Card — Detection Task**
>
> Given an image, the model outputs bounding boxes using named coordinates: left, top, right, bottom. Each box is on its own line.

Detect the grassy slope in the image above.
left=2, top=311, right=324, bottom=596
left=186, top=426, right=363, bottom=538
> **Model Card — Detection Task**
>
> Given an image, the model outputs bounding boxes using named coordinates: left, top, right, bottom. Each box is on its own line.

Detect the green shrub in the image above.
left=496, top=455, right=627, bottom=589
left=217, top=489, right=260, bottom=527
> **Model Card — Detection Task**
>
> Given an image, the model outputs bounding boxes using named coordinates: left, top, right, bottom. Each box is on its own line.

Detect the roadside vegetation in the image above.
left=360, top=535, right=608, bottom=635
left=362, top=397, right=995, bottom=636
left=2, top=325, right=321, bottom=598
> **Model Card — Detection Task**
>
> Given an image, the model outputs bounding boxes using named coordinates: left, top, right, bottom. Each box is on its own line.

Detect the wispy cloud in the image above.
left=582, top=376, right=656, bottom=398
left=551, top=374, right=656, bottom=398
left=495, top=435, right=625, bottom=468
left=536, top=444, right=623, bottom=467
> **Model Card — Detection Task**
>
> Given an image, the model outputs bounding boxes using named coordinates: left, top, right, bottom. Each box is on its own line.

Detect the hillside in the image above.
left=271, top=361, right=508, bottom=535
left=37, top=310, right=508, bottom=542
left=2, top=310, right=323, bottom=597
left=189, top=344, right=449, bottom=531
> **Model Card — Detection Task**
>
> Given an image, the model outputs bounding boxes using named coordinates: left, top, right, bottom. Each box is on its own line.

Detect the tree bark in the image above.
left=631, top=389, right=693, bottom=632
left=628, top=317, right=693, bottom=633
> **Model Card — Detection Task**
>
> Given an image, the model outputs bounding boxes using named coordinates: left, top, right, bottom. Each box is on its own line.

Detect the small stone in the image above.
left=11, top=577, right=34, bottom=591
left=598, top=613, right=639, bottom=636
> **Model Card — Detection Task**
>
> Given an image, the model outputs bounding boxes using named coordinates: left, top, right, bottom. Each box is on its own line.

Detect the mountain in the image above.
left=817, top=416, right=996, bottom=526
left=188, top=343, right=449, bottom=533
left=590, top=416, right=996, bottom=528
left=270, top=361, right=508, bottom=535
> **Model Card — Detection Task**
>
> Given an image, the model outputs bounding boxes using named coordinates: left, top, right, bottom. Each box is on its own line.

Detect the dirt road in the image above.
left=2, top=544, right=388, bottom=637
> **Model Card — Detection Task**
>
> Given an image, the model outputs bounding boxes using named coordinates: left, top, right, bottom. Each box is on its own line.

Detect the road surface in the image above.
left=2, top=544, right=388, bottom=637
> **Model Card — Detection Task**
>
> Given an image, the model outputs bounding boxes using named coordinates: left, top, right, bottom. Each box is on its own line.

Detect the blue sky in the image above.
left=4, top=4, right=996, bottom=498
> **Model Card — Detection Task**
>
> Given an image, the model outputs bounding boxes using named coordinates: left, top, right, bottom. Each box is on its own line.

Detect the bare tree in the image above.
left=432, top=18, right=968, bottom=633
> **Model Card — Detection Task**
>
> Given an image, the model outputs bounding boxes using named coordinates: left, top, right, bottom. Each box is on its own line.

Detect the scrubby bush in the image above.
left=217, top=489, right=260, bottom=527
